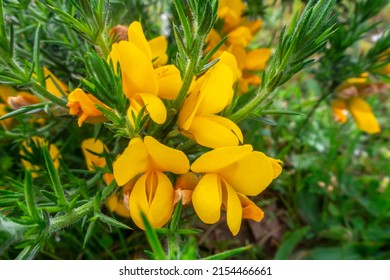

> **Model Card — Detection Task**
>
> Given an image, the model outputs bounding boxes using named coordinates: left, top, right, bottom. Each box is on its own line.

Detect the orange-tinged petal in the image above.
left=191, top=144, right=252, bottom=173
left=155, top=65, right=182, bottom=100
left=137, top=93, right=167, bottom=124
left=67, top=88, right=105, bottom=126
left=223, top=180, right=242, bottom=236
left=43, top=67, right=68, bottom=97
left=81, top=138, right=106, bottom=170
left=129, top=171, right=174, bottom=229
left=219, top=151, right=275, bottom=196
left=187, top=115, right=243, bottom=148
left=227, top=26, right=252, bottom=47
left=192, top=174, right=222, bottom=224
left=127, top=21, right=152, bottom=60
left=113, top=138, right=150, bottom=186
left=348, top=97, right=381, bottom=134
left=144, top=136, right=190, bottom=174
left=331, top=99, right=348, bottom=123
left=245, top=48, right=271, bottom=71
left=148, top=36, right=168, bottom=66
left=109, top=41, right=158, bottom=98
left=238, top=193, right=264, bottom=222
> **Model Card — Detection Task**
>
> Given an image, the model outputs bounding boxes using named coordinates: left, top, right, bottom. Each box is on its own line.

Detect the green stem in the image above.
left=49, top=182, right=116, bottom=233
left=230, top=87, right=270, bottom=123
left=293, top=91, right=331, bottom=138
left=173, top=36, right=204, bottom=110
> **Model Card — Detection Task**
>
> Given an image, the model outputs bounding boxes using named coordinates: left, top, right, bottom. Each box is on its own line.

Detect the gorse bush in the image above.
left=0, top=0, right=389, bottom=260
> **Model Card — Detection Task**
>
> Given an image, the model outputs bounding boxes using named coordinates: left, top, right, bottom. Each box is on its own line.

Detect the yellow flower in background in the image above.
left=109, top=21, right=181, bottom=126
left=43, top=67, right=69, bottom=97
left=190, top=145, right=282, bottom=235
left=67, top=88, right=108, bottom=126
left=81, top=138, right=131, bottom=218
left=228, top=44, right=271, bottom=93
left=178, top=52, right=243, bottom=149
left=206, top=0, right=270, bottom=94
left=113, top=136, right=190, bottom=229
left=332, top=73, right=382, bottom=134
left=217, top=0, right=246, bottom=29
left=81, top=138, right=107, bottom=171
left=331, top=98, right=381, bottom=134
left=20, top=136, right=61, bottom=178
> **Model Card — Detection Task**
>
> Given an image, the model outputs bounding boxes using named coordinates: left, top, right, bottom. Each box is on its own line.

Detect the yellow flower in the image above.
left=43, top=67, right=69, bottom=97
left=331, top=97, right=380, bottom=134
left=178, top=52, right=243, bottom=148
left=67, top=88, right=108, bottom=126
left=218, top=0, right=246, bottom=29
left=20, top=136, right=61, bottom=178
left=228, top=45, right=271, bottom=93
left=81, top=138, right=107, bottom=171
left=190, top=145, right=282, bottom=235
left=109, top=24, right=168, bottom=67
left=113, top=136, right=190, bottom=229
left=109, top=21, right=181, bottom=126
left=81, top=138, right=131, bottom=218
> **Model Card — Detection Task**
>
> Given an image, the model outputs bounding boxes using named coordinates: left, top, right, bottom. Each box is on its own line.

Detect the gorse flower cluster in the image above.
left=67, top=20, right=282, bottom=235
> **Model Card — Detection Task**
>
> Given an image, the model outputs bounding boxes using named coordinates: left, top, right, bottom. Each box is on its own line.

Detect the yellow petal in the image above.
left=348, top=97, right=381, bottom=134
left=177, top=79, right=204, bottom=131
left=137, top=93, right=167, bottom=124
left=192, top=174, right=222, bottom=224
left=129, top=171, right=174, bottom=229
left=219, top=151, right=275, bottom=196
left=191, top=144, right=252, bottom=173
left=155, top=65, right=182, bottom=100
left=144, top=136, right=190, bottom=174
left=81, top=138, right=106, bottom=170
left=269, top=158, right=283, bottom=179
left=223, top=180, right=242, bottom=236
left=127, top=21, right=152, bottom=60
left=109, top=41, right=158, bottom=99
left=43, top=67, right=68, bottom=97
left=228, top=44, right=247, bottom=70
left=197, top=63, right=234, bottom=115
left=245, top=48, right=271, bottom=71
left=238, top=193, right=264, bottom=222
left=106, top=194, right=131, bottom=218
left=218, top=0, right=245, bottom=28
left=219, top=51, right=239, bottom=82
left=113, top=138, right=150, bottom=186
left=149, top=36, right=168, bottom=66
left=187, top=115, right=243, bottom=148
left=227, top=26, right=252, bottom=47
